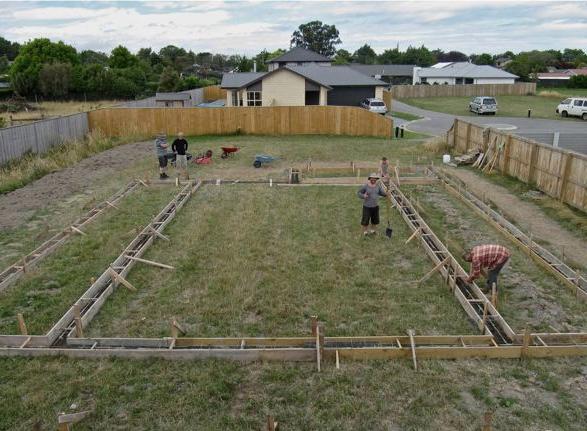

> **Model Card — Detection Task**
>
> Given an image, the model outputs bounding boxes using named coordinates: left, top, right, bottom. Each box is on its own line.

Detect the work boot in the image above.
left=160, top=173, right=169, bottom=180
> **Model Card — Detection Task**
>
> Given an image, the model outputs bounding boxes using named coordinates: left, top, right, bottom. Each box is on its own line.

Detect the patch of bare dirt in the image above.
left=0, top=141, right=151, bottom=230
left=444, top=167, right=587, bottom=270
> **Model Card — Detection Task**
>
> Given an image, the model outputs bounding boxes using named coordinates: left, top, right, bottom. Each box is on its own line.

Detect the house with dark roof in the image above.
left=348, top=64, right=415, bottom=85
left=220, top=48, right=387, bottom=107
left=155, top=92, right=191, bottom=107
left=413, top=62, right=518, bottom=85
left=536, top=68, right=587, bottom=87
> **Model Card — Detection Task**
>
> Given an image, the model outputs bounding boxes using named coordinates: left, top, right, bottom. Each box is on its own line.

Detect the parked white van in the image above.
left=556, top=97, right=587, bottom=120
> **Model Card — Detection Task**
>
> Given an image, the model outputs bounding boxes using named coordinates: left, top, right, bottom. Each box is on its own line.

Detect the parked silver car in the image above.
left=469, top=96, right=498, bottom=115
left=360, top=98, right=388, bottom=115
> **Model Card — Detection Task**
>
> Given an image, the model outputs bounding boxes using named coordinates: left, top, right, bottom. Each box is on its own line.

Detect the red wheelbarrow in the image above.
left=221, top=146, right=240, bottom=159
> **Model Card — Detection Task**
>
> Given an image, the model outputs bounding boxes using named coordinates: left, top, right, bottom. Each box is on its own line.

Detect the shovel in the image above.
left=379, top=179, right=393, bottom=239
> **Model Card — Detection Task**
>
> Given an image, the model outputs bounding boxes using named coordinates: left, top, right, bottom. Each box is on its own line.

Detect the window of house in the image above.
left=421, top=77, right=427, bottom=83
left=465, top=78, right=474, bottom=84
left=247, top=91, right=262, bottom=106
left=232, top=91, right=238, bottom=107
left=455, top=78, right=464, bottom=84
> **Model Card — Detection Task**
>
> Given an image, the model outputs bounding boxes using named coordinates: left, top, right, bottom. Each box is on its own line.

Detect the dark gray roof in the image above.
left=286, top=65, right=387, bottom=87
left=155, top=92, right=191, bottom=101
left=221, top=72, right=267, bottom=89
left=349, top=64, right=415, bottom=77
left=418, top=62, right=518, bottom=79
left=267, top=47, right=331, bottom=63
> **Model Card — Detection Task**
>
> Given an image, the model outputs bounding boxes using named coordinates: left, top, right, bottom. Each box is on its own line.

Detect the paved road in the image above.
left=393, top=100, right=587, bottom=135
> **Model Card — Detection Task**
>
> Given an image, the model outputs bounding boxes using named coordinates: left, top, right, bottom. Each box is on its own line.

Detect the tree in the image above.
left=471, top=53, right=493, bottom=65
left=569, top=75, right=587, bottom=89
left=109, top=45, right=138, bottom=69
left=0, top=37, right=20, bottom=61
left=333, top=49, right=352, bottom=65
left=10, top=38, right=78, bottom=95
left=353, top=44, right=377, bottom=64
left=39, top=63, right=72, bottom=98
left=158, top=66, right=179, bottom=92
left=436, top=50, right=468, bottom=62
left=0, top=55, right=9, bottom=74
left=378, top=48, right=402, bottom=64
left=402, top=45, right=436, bottom=67
left=290, top=21, right=341, bottom=57
left=80, top=50, right=108, bottom=65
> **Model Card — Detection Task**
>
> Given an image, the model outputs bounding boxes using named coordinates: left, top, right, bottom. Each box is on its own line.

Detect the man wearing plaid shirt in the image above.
left=462, top=244, right=511, bottom=292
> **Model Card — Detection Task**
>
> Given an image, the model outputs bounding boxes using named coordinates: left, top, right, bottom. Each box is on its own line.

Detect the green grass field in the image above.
left=0, top=134, right=585, bottom=430
left=401, top=88, right=587, bottom=120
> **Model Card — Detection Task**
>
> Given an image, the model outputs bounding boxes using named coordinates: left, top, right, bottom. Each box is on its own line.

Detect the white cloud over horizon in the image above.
left=0, top=1, right=586, bottom=55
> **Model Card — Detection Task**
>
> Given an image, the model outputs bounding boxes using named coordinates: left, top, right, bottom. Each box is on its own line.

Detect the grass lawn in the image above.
left=0, top=100, right=121, bottom=125
left=389, top=111, right=424, bottom=121
left=1, top=134, right=585, bottom=430
left=401, top=88, right=587, bottom=120
left=0, top=187, right=176, bottom=334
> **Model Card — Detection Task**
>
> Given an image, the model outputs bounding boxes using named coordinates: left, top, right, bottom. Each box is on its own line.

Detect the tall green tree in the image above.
left=109, top=45, right=138, bottom=69
left=378, top=48, right=402, bottom=64
left=290, top=21, right=341, bottom=57
left=402, top=45, right=436, bottom=66
left=333, top=49, right=352, bottom=64
left=39, top=63, right=73, bottom=98
left=158, top=66, right=180, bottom=92
left=353, top=44, right=377, bottom=64
left=0, top=37, right=20, bottom=60
left=471, top=53, right=494, bottom=65
left=10, top=38, right=78, bottom=95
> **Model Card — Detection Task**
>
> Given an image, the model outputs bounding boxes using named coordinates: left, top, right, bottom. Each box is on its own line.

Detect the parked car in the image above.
left=556, top=97, right=587, bottom=120
left=360, top=98, right=388, bottom=115
left=469, top=97, right=498, bottom=115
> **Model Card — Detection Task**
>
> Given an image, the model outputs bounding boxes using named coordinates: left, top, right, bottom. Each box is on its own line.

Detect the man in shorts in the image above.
left=357, top=173, right=389, bottom=236
left=172, top=132, right=189, bottom=180
left=155, top=131, right=169, bottom=180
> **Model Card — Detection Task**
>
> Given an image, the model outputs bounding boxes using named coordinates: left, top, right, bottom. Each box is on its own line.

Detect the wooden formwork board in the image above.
left=39, top=180, right=202, bottom=347
left=0, top=180, right=141, bottom=292
left=388, top=181, right=516, bottom=342
left=434, top=168, right=587, bottom=301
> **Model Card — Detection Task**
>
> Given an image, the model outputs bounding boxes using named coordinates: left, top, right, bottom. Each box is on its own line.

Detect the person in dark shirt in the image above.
left=172, top=132, right=189, bottom=180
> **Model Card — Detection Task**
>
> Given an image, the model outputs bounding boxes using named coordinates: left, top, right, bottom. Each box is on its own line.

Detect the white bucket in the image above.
left=442, top=154, right=451, bottom=164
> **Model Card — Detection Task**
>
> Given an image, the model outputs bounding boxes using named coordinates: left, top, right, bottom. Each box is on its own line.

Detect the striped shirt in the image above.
left=468, top=245, right=511, bottom=280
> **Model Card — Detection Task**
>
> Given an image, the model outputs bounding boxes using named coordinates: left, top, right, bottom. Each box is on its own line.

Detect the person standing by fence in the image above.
left=172, top=132, right=189, bottom=180
left=155, top=132, right=169, bottom=180
left=357, top=173, right=389, bottom=236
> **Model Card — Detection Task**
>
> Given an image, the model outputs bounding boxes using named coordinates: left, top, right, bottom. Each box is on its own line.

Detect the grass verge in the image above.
left=389, top=111, right=424, bottom=121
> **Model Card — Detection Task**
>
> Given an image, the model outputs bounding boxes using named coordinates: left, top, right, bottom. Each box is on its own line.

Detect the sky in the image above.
left=1, top=0, right=586, bottom=56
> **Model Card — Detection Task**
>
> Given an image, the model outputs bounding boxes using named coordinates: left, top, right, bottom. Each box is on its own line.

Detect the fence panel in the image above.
left=447, top=119, right=586, bottom=211
left=0, top=113, right=88, bottom=164
left=391, top=83, right=536, bottom=99
left=88, top=106, right=393, bottom=139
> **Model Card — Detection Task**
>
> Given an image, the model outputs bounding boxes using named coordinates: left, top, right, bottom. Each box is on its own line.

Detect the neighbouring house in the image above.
left=221, top=48, right=387, bottom=107
left=348, top=64, right=415, bottom=85
left=536, top=68, right=587, bottom=87
left=413, top=62, right=518, bottom=85
left=266, top=47, right=332, bottom=71
left=155, top=92, right=191, bottom=107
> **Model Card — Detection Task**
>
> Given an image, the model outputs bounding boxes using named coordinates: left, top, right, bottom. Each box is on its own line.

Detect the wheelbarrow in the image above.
left=221, top=146, right=240, bottom=159
left=253, top=154, right=278, bottom=168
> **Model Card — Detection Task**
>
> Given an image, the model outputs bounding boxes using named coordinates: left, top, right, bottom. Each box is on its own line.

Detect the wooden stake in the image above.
left=408, top=329, right=418, bottom=371
left=147, top=225, right=170, bottom=242
left=266, top=415, right=278, bottom=431
left=405, top=227, right=421, bottom=245
left=73, top=304, right=83, bottom=338
left=480, top=301, right=489, bottom=334
left=17, top=313, right=27, bottom=335
left=70, top=226, right=86, bottom=236
left=108, top=267, right=137, bottom=292
left=124, top=255, right=175, bottom=270
left=58, top=411, right=92, bottom=430
left=137, top=179, right=149, bottom=187
left=417, top=257, right=450, bottom=286
left=490, top=283, right=497, bottom=309
left=394, top=166, right=401, bottom=186
left=482, top=411, right=493, bottom=431
left=316, top=324, right=321, bottom=372
left=335, top=350, right=340, bottom=369
left=170, top=319, right=186, bottom=338
left=522, top=327, right=531, bottom=358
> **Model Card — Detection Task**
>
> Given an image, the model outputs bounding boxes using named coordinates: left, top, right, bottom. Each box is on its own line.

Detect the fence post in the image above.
left=558, top=153, right=573, bottom=202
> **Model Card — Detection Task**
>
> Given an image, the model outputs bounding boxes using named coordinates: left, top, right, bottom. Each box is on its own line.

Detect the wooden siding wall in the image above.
left=88, top=106, right=393, bottom=139
left=203, top=85, right=227, bottom=101
left=0, top=113, right=88, bottom=164
left=448, top=118, right=586, bottom=212
left=390, top=83, right=536, bottom=99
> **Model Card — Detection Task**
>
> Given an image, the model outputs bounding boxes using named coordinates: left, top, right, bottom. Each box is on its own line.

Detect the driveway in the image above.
left=394, top=100, right=587, bottom=154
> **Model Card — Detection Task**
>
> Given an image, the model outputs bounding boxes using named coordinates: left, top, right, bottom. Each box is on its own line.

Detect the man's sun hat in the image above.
left=368, top=172, right=380, bottom=179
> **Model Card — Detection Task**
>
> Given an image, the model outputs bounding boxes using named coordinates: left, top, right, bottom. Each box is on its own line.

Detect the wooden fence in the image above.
left=382, top=90, right=393, bottom=111
left=203, top=85, right=227, bottom=102
left=0, top=113, right=88, bottom=164
left=88, top=106, right=393, bottom=138
left=447, top=119, right=586, bottom=211
left=391, top=83, right=536, bottom=99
